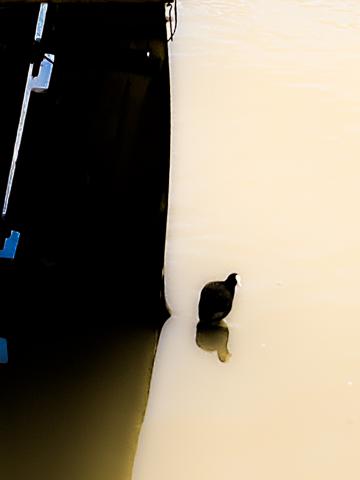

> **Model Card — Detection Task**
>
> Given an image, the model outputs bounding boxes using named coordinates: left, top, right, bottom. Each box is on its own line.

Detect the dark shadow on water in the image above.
left=196, top=321, right=231, bottom=363
left=1, top=324, right=164, bottom=480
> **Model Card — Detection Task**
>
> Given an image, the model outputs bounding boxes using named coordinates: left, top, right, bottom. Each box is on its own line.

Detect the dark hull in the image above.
left=0, top=4, right=171, bottom=479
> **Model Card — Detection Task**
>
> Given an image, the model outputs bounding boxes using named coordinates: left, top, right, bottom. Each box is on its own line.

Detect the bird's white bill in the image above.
left=235, top=274, right=242, bottom=287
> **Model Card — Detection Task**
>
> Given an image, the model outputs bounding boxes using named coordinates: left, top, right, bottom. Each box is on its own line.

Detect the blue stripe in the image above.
left=0, top=338, right=8, bottom=364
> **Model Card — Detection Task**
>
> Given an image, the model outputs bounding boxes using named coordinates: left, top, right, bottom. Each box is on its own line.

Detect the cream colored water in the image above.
left=135, top=2, right=360, bottom=479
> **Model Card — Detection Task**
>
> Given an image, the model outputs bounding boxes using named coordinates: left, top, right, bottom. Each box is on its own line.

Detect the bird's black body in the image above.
left=198, top=273, right=238, bottom=324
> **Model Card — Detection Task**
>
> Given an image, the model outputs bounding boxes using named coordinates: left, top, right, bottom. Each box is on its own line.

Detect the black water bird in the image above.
left=198, top=273, right=241, bottom=324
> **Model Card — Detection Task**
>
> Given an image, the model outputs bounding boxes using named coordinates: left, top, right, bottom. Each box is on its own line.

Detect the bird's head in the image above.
left=226, top=273, right=242, bottom=288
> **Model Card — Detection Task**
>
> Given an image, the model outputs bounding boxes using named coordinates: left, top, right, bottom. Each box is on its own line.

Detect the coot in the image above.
left=198, top=273, right=241, bottom=324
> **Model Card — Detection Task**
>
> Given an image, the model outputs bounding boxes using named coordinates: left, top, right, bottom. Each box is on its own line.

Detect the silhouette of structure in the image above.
left=0, top=2, right=173, bottom=479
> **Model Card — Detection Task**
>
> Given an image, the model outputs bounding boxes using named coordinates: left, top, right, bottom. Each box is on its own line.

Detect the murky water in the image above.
left=135, top=1, right=360, bottom=478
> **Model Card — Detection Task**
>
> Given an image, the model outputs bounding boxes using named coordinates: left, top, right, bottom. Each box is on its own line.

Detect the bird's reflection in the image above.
left=196, top=321, right=231, bottom=363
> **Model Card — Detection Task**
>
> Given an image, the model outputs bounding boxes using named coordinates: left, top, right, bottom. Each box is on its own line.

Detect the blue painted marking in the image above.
left=0, top=338, right=8, bottom=364
left=0, top=230, right=20, bottom=259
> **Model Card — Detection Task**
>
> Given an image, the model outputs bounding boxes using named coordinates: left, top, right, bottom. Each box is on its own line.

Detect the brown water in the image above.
left=136, top=1, right=360, bottom=478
